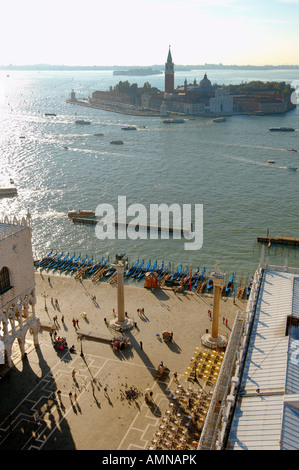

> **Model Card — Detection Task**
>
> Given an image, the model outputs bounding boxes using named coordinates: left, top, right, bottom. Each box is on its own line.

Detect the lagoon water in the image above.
left=0, top=68, right=298, bottom=285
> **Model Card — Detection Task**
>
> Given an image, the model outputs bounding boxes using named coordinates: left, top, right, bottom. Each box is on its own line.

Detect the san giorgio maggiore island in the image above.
left=66, top=47, right=296, bottom=118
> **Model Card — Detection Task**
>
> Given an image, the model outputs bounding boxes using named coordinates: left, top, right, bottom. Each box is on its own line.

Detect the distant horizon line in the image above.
left=1, top=63, right=299, bottom=71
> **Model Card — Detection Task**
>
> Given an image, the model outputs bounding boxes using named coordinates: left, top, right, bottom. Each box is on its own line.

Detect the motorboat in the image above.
left=163, top=119, right=184, bottom=124
left=269, top=127, right=295, bottom=132
left=267, top=160, right=275, bottom=164
left=287, top=166, right=297, bottom=171
left=75, top=120, right=91, bottom=125
left=287, top=149, right=297, bottom=152
left=121, top=126, right=137, bottom=130
left=213, top=117, right=226, bottom=123
left=110, top=140, right=124, bottom=145
left=68, top=210, right=96, bottom=218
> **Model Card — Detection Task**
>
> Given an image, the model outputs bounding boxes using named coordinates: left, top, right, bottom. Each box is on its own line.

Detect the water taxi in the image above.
left=163, top=119, right=184, bottom=124
left=67, top=210, right=96, bottom=218
left=213, top=117, right=226, bottom=123
left=75, top=120, right=91, bottom=125
left=269, top=127, right=295, bottom=132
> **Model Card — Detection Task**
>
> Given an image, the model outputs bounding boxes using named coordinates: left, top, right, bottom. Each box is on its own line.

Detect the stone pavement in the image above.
left=0, top=273, right=244, bottom=450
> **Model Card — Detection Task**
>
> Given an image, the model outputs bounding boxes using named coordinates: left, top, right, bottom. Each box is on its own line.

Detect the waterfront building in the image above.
left=198, top=252, right=299, bottom=450
left=67, top=46, right=295, bottom=117
left=209, top=88, right=234, bottom=114
left=233, top=90, right=290, bottom=114
left=165, top=46, right=174, bottom=93
left=0, top=214, right=39, bottom=369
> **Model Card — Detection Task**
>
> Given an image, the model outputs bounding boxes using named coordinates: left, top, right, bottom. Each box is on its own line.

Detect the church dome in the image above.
left=199, top=73, right=212, bottom=88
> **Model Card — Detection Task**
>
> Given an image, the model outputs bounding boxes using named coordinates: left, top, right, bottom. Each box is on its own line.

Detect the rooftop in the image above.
left=0, top=215, right=31, bottom=240
left=227, top=267, right=299, bottom=450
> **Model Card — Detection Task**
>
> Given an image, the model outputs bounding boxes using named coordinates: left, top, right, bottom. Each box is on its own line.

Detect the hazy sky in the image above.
left=1, top=0, right=299, bottom=66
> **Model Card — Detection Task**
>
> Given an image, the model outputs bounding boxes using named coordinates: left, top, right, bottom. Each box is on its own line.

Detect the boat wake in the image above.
left=202, top=140, right=292, bottom=153
left=224, top=153, right=297, bottom=171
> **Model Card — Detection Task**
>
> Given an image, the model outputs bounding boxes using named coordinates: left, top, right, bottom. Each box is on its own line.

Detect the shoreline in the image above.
left=65, top=98, right=295, bottom=118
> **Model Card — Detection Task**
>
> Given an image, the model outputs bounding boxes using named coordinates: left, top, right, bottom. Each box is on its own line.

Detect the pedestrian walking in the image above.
left=225, top=318, right=228, bottom=327
left=72, top=369, right=76, bottom=379
left=174, top=372, right=178, bottom=381
left=76, top=319, right=79, bottom=328
left=74, top=392, right=78, bottom=402
left=51, top=297, right=54, bottom=308
left=72, top=318, right=76, bottom=328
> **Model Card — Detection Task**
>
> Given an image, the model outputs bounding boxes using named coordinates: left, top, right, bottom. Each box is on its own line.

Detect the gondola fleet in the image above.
left=35, top=250, right=252, bottom=298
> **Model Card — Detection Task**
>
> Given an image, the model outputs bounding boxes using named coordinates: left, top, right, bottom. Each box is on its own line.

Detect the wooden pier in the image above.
left=257, top=235, right=299, bottom=247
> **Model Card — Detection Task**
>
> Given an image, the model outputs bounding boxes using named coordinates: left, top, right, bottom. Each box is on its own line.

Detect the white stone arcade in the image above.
left=0, top=214, right=40, bottom=368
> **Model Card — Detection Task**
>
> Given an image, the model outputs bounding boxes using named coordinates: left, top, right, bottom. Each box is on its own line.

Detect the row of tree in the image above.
left=224, top=80, right=295, bottom=98
left=113, top=80, right=161, bottom=96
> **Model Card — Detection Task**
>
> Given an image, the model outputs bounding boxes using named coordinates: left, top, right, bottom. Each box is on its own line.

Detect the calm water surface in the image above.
left=0, top=69, right=298, bottom=285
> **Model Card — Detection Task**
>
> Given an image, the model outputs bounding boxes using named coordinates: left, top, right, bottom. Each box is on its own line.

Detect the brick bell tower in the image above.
left=165, top=46, right=174, bottom=93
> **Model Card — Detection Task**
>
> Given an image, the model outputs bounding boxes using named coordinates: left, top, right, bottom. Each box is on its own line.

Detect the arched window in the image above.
left=0, top=267, right=11, bottom=294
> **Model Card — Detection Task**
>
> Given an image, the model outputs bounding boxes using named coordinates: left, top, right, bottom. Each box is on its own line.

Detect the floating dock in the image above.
left=113, top=221, right=190, bottom=236
left=70, top=218, right=191, bottom=234
left=257, top=235, right=299, bottom=247
left=72, top=217, right=98, bottom=225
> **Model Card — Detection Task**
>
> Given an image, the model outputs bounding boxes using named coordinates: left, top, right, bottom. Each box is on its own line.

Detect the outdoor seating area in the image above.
left=148, top=346, right=225, bottom=450
left=148, top=384, right=213, bottom=450
left=184, top=347, right=225, bottom=385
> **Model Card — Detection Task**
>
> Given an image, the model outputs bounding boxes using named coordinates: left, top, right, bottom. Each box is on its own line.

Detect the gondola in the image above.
left=177, top=266, right=188, bottom=280
left=132, top=260, right=144, bottom=278
left=150, top=260, right=157, bottom=272
left=72, top=255, right=88, bottom=272
left=36, top=249, right=53, bottom=267
left=105, top=266, right=116, bottom=277
left=46, top=252, right=64, bottom=270
left=125, top=259, right=139, bottom=277
left=52, top=252, right=70, bottom=270
left=156, top=261, right=164, bottom=275
left=170, top=265, right=182, bottom=281
left=158, top=262, right=170, bottom=280
left=194, top=268, right=205, bottom=287
left=65, top=254, right=81, bottom=272
left=88, top=256, right=104, bottom=275
left=101, top=257, right=109, bottom=269
left=190, top=268, right=199, bottom=284
left=37, top=250, right=58, bottom=267
left=225, top=273, right=235, bottom=294
left=59, top=253, right=75, bottom=271
left=84, top=256, right=94, bottom=268
left=39, top=251, right=59, bottom=268
left=137, top=260, right=151, bottom=279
